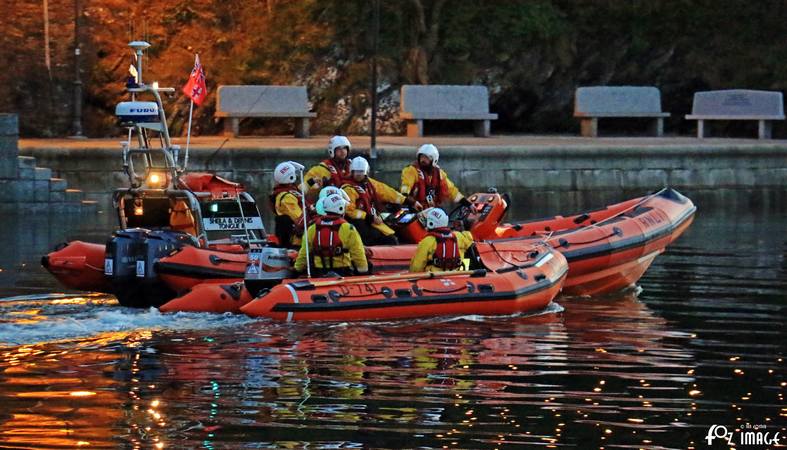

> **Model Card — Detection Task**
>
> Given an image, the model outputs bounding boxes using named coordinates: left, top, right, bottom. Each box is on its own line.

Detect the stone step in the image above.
left=49, top=178, right=67, bottom=192
left=65, top=188, right=84, bottom=202
left=17, top=156, right=36, bottom=169
left=34, top=167, right=52, bottom=180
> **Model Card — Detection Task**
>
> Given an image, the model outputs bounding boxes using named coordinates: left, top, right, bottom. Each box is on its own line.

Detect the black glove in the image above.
left=459, top=197, right=472, bottom=208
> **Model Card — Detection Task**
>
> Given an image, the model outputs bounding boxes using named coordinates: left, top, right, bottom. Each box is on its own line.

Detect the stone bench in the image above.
left=216, top=85, right=316, bottom=138
left=574, top=86, right=670, bottom=137
left=400, top=85, right=498, bottom=137
left=685, top=89, right=785, bottom=139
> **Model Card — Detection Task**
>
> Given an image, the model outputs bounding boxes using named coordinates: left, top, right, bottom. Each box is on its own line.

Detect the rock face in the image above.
left=3, top=1, right=787, bottom=138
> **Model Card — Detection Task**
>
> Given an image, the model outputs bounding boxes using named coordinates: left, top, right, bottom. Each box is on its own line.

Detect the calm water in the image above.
left=0, top=203, right=784, bottom=449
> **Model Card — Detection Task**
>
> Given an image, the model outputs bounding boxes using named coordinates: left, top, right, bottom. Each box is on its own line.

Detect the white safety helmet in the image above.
left=328, top=135, right=352, bottom=158
left=318, top=185, right=351, bottom=203
left=416, top=144, right=439, bottom=163
left=421, top=207, right=449, bottom=230
left=273, top=162, right=298, bottom=185
left=350, top=156, right=370, bottom=176
left=315, top=197, right=327, bottom=216
left=322, top=193, right=348, bottom=216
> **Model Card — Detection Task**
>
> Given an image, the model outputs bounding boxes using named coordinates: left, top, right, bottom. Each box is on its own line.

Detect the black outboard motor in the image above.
left=105, top=228, right=199, bottom=308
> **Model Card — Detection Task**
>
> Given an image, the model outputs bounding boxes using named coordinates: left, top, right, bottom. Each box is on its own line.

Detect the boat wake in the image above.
left=0, top=293, right=257, bottom=347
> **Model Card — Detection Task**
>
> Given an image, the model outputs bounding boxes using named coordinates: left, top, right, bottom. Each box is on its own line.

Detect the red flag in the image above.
left=182, top=54, right=207, bottom=106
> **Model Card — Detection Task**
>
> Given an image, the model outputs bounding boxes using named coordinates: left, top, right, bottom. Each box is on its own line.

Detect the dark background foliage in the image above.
left=4, top=0, right=787, bottom=137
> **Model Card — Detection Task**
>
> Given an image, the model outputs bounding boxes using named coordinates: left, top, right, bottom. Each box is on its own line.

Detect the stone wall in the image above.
left=20, top=143, right=787, bottom=223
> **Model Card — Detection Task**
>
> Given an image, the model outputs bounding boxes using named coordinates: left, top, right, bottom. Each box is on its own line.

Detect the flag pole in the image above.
left=184, top=98, right=194, bottom=170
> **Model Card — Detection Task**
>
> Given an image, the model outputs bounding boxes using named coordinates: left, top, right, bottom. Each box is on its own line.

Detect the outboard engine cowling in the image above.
left=105, top=228, right=199, bottom=308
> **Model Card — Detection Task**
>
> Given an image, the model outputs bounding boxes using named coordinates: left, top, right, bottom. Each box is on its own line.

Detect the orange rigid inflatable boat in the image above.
left=240, top=241, right=568, bottom=322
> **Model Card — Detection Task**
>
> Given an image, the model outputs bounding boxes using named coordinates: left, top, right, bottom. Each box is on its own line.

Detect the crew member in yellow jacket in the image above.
left=341, top=156, right=407, bottom=245
left=303, top=135, right=353, bottom=198
left=294, top=193, right=369, bottom=277
left=410, top=207, right=474, bottom=273
left=270, top=161, right=306, bottom=248
left=400, top=144, right=468, bottom=211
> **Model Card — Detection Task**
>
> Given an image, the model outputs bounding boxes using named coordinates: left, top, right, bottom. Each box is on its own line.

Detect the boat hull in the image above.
left=241, top=243, right=567, bottom=322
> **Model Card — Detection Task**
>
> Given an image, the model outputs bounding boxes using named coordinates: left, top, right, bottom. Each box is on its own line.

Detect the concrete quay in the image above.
left=18, top=134, right=787, bottom=218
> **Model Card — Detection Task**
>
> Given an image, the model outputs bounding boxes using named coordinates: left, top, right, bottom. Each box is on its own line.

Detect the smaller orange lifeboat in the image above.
left=159, top=282, right=253, bottom=314
left=240, top=241, right=567, bottom=322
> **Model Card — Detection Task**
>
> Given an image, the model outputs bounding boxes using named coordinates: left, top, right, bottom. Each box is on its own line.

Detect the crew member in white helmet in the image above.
left=409, top=207, right=474, bottom=273
left=400, top=144, right=468, bottom=211
left=293, top=193, right=369, bottom=277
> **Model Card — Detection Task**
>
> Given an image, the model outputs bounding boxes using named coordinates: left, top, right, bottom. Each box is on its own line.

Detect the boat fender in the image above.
left=220, top=283, right=243, bottom=301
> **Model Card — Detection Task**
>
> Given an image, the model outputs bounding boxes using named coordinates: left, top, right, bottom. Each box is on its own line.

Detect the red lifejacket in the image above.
left=412, top=163, right=445, bottom=205
left=320, top=158, right=352, bottom=187
left=346, top=179, right=382, bottom=218
left=313, top=215, right=347, bottom=266
left=429, top=228, right=462, bottom=270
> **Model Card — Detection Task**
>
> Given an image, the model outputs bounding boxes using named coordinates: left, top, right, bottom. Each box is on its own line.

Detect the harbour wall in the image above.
left=19, top=141, right=787, bottom=222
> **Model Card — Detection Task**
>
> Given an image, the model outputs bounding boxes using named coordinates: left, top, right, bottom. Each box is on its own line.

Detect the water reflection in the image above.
left=0, top=199, right=784, bottom=448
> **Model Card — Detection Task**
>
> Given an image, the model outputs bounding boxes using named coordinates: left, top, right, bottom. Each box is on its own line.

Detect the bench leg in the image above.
left=223, top=118, right=240, bottom=137
left=651, top=118, right=664, bottom=137
left=696, top=120, right=708, bottom=138
left=294, top=118, right=310, bottom=139
left=406, top=119, right=423, bottom=138
left=580, top=118, right=598, bottom=137
left=473, top=120, right=491, bottom=137
left=758, top=120, right=772, bottom=139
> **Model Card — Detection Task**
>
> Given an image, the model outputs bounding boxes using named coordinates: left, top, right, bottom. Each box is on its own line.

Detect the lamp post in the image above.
left=369, top=0, right=380, bottom=161
left=69, top=0, right=84, bottom=138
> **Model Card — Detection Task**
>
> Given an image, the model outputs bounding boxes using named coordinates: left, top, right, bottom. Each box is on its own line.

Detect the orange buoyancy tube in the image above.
left=429, top=229, right=463, bottom=271
left=159, top=282, right=253, bottom=314
left=42, top=240, right=113, bottom=293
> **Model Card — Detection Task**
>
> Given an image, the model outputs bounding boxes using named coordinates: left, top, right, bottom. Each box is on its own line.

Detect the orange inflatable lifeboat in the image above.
left=240, top=241, right=567, bottom=322
left=492, top=188, right=696, bottom=296
left=40, top=241, right=113, bottom=293
left=159, top=282, right=253, bottom=314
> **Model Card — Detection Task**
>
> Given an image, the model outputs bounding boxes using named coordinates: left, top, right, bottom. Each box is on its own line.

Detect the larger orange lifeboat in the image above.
left=240, top=241, right=567, bottom=322
left=491, top=188, right=696, bottom=295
